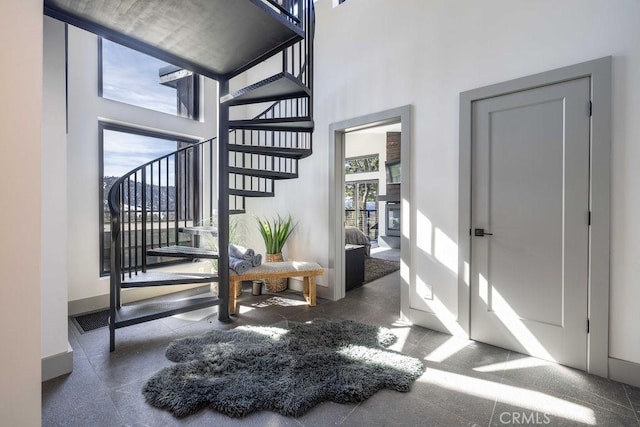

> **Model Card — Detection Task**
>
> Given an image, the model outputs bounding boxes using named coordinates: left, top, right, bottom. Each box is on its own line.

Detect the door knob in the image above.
left=474, top=228, right=493, bottom=237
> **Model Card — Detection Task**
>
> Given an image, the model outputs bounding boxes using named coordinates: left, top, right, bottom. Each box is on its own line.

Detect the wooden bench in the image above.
left=228, top=261, right=324, bottom=315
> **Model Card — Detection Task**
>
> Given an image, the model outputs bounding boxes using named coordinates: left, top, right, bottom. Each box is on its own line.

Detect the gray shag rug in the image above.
left=364, top=257, right=400, bottom=284
left=143, top=319, right=424, bottom=418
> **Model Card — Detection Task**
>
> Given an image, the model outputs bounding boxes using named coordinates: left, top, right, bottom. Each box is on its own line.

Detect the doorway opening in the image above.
left=328, top=106, right=411, bottom=305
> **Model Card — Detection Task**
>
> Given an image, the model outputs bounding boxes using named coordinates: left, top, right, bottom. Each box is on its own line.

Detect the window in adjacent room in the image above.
left=345, top=154, right=379, bottom=174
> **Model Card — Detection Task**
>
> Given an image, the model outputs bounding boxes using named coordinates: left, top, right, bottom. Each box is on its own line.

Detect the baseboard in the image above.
left=288, top=277, right=303, bottom=292
left=42, top=343, right=73, bottom=381
left=68, top=284, right=211, bottom=316
left=287, top=277, right=332, bottom=301
left=68, top=293, right=110, bottom=317
left=608, top=357, right=640, bottom=388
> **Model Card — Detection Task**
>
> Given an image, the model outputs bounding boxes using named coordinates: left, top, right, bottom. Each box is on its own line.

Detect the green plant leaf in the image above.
left=255, top=214, right=297, bottom=254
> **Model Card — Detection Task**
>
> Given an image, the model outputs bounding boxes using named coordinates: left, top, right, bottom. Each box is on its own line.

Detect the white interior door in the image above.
left=470, top=77, right=591, bottom=369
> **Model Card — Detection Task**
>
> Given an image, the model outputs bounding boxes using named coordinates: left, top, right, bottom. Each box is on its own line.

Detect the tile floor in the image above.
left=43, top=264, right=640, bottom=426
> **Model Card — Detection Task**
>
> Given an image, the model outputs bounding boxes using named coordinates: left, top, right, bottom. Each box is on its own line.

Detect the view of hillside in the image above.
left=103, top=176, right=178, bottom=212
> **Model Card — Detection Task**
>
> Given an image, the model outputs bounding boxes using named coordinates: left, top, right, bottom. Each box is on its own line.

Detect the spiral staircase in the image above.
left=44, top=0, right=315, bottom=351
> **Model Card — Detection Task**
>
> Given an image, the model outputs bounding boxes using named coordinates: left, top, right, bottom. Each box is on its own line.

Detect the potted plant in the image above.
left=255, top=214, right=297, bottom=292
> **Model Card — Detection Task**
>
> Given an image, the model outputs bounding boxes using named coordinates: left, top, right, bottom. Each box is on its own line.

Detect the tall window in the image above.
left=345, top=181, right=379, bottom=241
left=99, top=124, right=198, bottom=275
left=345, top=155, right=380, bottom=240
left=99, top=38, right=199, bottom=119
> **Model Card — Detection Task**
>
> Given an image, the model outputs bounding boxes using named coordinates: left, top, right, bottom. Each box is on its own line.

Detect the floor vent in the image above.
left=72, top=310, right=109, bottom=333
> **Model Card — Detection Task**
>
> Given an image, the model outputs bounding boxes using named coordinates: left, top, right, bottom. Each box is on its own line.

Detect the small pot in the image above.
left=252, top=280, right=263, bottom=296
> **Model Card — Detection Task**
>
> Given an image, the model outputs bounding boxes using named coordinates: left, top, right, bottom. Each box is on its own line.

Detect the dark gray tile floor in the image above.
left=43, top=268, right=640, bottom=426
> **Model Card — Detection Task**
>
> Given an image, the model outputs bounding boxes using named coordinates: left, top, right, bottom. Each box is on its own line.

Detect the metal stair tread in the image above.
left=121, top=271, right=218, bottom=288
left=221, top=72, right=310, bottom=106
left=179, top=226, right=219, bottom=236
left=229, top=117, right=314, bottom=132
left=228, top=144, right=312, bottom=159
left=229, top=188, right=275, bottom=197
left=147, top=245, right=219, bottom=259
left=113, top=295, right=220, bottom=329
left=229, top=167, right=298, bottom=180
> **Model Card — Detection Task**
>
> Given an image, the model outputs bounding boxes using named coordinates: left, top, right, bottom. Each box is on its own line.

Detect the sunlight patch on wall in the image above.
left=416, top=276, right=433, bottom=301
left=419, top=368, right=596, bottom=425
left=417, top=210, right=433, bottom=255
left=435, top=228, right=458, bottom=274
left=402, top=198, right=410, bottom=239
left=400, top=259, right=410, bottom=284
left=425, top=295, right=466, bottom=336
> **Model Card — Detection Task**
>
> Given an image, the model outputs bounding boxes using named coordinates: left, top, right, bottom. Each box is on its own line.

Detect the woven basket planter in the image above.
left=264, top=252, right=287, bottom=292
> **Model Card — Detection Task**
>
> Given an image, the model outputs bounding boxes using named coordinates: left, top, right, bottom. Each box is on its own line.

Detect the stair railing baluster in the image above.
left=174, top=153, right=179, bottom=247
left=126, top=177, right=132, bottom=278
left=134, top=171, right=139, bottom=274
left=282, top=46, right=287, bottom=73
left=156, top=159, right=161, bottom=248
left=120, top=183, right=124, bottom=286
left=192, top=146, right=201, bottom=248
left=141, top=167, right=147, bottom=273
left=165, top=156, right=169, bottom=246
left=209, top=140, right=213, bottom=225
left=150, top=163, right=154, bottom=252
left=183, top=148, right=188, bottom=231
left=109, top=183, right=121, bottom=351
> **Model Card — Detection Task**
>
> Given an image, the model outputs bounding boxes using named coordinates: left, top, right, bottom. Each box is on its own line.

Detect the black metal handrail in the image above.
left=262, top=0, right=303, bottom=25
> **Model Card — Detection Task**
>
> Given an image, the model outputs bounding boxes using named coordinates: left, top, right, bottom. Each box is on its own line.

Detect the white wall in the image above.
left=0, top=1, right=42, bottom=425
left=301, top=0, right=640, bottom=365
left=344, top=131, right=386, bottom=186
left=64, top=25, right=219, bottom=306
left=42, top=17, right=70, bottom=364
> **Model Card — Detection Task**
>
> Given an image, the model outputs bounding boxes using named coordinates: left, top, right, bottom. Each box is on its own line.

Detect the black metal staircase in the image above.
left=44, top=0, right=314, bottom=351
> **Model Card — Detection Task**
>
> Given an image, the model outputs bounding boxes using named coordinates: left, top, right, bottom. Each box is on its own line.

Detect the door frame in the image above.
left=329, top=105, right=411, bottom=302
left=458, top=57, right=611, bottom=377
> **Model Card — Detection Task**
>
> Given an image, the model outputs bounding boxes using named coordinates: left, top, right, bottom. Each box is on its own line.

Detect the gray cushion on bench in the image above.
left=229, top=261, right=323, bottom=277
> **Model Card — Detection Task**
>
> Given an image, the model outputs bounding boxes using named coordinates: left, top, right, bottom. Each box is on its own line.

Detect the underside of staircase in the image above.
left=44, top=0, right=315, bottom=351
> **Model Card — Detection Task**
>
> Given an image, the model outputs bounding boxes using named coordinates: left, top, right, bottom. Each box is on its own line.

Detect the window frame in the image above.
left=98, top=122, right=200, bottom=276
left=98, top=37, right=200, bottom=120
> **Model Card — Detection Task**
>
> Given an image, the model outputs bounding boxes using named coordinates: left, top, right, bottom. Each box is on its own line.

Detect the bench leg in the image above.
left=228, top=279, right=239, bottom=315
left=303, top=276, right=316, bottom=307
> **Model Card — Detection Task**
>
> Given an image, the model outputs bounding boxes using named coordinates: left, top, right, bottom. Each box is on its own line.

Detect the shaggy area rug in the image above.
left=143, top=319, right=424, bottom=418
left=364, top=257, right=400, bottom=283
